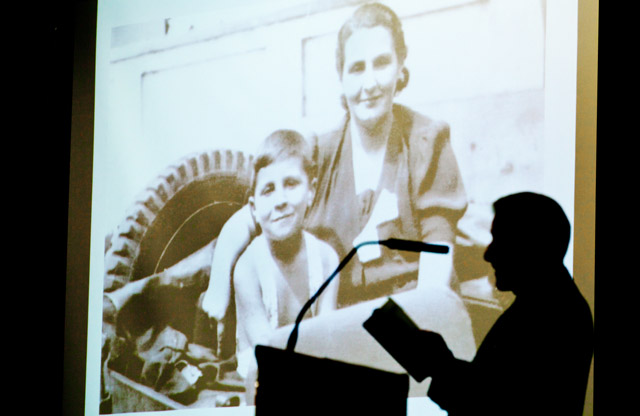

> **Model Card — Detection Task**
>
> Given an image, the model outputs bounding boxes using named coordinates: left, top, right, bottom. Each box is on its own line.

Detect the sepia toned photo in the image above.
left=88, top=0, right=585, bottom=414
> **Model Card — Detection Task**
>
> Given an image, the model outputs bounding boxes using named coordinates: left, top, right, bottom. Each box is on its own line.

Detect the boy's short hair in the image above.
left=250, top=129, right=316, bottom=195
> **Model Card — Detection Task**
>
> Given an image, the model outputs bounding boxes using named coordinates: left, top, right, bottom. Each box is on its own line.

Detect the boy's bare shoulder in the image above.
left=306, top=232, right=339, bottom=269
left=235, top=236, right=266, bottom=278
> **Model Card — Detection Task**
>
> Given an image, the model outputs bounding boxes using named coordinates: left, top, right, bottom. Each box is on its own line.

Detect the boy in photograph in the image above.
left=234, top=130, right=340, bottom=378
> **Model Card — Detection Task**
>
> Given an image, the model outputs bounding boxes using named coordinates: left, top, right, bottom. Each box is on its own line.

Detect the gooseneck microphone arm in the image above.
left=285, top=238, right=449, bottom=352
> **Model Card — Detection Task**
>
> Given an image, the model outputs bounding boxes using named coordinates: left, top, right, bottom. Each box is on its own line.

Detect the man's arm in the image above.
left=416, top=330, right=474, bottom=414
left=427, top=357, right=474, bottom=413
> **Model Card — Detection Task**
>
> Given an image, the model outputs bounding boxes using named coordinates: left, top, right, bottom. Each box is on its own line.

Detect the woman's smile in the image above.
left=359, top=94, right=383, bottom=105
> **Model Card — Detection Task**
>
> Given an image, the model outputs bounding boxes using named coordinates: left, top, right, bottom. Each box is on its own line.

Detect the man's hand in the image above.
left=415, top=330, right=455, bottom=378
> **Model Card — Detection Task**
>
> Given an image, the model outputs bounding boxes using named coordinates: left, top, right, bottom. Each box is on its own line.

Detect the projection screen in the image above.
left=80, top=0, right=597, bottom=415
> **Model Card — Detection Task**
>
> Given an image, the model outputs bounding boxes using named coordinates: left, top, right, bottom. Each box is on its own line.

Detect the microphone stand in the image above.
left=285, top=238, right=449, bottom=352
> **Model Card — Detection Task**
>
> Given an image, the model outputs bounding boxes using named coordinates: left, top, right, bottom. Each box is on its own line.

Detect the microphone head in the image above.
left=380, top=238, right=449, bottom=254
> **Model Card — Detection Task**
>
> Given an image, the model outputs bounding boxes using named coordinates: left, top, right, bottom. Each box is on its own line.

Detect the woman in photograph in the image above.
left=304, top=2, right=467, bottom=304
left=201, top=1, right=467, bottom=343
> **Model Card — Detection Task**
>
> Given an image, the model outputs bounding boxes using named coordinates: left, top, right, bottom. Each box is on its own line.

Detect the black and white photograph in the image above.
left=85, top=0, right=593, bottom=415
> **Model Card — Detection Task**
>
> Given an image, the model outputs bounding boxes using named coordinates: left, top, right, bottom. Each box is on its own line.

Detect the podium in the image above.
left=253, top=239, right=449, bottom=415
left=255, top=345, right=409, bottom=415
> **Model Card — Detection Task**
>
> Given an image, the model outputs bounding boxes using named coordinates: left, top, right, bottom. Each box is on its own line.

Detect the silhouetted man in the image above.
left=420, top=192, right=593, bottom=415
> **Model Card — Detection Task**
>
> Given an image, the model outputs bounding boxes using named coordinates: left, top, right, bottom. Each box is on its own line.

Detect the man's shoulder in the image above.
left=516, top=276, right=593, bottom=338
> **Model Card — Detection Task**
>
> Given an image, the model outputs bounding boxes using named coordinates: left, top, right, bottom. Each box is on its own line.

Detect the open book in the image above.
left=363, top=297, right=430, bottom=382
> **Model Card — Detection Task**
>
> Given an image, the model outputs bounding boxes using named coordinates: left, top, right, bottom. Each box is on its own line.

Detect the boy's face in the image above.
left=250, top=157, right=315, bottom=243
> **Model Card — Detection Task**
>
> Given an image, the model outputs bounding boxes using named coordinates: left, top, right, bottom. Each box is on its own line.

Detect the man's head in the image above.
left=483, top=192, right=571, bottom=293
left=249, top=130, right=316, bottom=243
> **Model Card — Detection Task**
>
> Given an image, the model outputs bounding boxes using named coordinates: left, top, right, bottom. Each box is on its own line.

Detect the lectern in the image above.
left=254, top=344, right=409, bottom=415
left=254, top=239, right=449, bottom=415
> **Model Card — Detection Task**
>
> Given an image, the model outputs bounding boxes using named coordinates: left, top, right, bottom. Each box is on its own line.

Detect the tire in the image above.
left=103, top=149, right=252, bottom=292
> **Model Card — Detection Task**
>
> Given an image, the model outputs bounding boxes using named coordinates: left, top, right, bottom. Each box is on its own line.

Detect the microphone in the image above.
left=285, top=238, right=449, bottom=352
